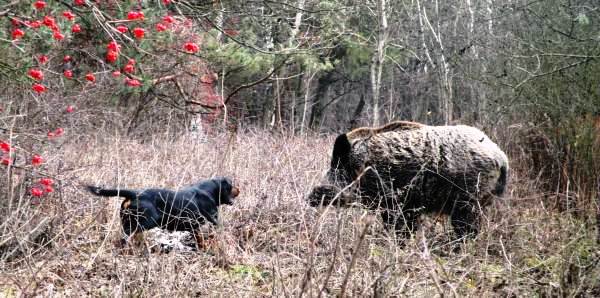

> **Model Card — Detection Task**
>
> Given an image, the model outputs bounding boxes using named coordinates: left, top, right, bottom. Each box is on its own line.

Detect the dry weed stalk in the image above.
left=0, top=130, right=597, bottom=296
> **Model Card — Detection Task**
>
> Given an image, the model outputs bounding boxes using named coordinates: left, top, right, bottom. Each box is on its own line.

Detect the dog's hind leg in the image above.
left=117, top=208, right=149, bottom=252
left=132, top=231, right=145, bottom=245
left=192, top=230, right=216, bottom=251
left=380, top=208, right=419, bottom=243
left=132, top=231, right=150, bottom=255
left=116, top=231, right=147, bottom=255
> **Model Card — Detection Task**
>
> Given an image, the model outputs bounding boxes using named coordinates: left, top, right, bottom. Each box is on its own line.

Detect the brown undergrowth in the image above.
left=0, top=129, right=598, bottom=296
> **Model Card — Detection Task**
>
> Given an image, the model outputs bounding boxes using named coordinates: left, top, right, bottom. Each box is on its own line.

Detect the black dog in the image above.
left=86, top=177, right=240, bottom=248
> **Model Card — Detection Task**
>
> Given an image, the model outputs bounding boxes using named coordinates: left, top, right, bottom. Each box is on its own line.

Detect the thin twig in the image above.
left=339, top=217, right=371, bottom=297
left=317, top=213, right=343, bottom=298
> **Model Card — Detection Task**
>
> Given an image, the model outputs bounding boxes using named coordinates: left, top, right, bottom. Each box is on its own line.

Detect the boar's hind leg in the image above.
left=450, top=201, right=480, bottom=239
left=380, top=209, right=419, bottom=240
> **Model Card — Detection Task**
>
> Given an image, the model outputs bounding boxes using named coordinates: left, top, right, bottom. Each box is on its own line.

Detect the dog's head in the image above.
left=209, top=177, right=240, bottom=205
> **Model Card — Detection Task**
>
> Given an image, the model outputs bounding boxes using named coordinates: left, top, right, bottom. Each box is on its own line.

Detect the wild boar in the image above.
left=308, top=121, right=509, bottom=240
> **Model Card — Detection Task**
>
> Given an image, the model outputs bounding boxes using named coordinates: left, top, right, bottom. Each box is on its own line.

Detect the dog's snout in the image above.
left=231, top=187, right=240, bottom=198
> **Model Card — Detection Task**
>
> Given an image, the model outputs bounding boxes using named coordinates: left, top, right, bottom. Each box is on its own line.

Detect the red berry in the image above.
left=183, top=42, right=199, bottom=53
left=54, top=127, right=64, bottom=136
left=34, top=1, right=46, bottom=10
left=116, top=25, right=128, bottom=33
left=123, top=63, right=134, bottom=73
left=29, top=20, right=42, bottom=29
left=28, top=69, right=44, bottom=81
left=127, top=11, right=138, bottom=20
left=156, top=23, right=167, bottom=32
left=127, top=11, right=144, bottom=21
left=42, top=16, right=56, bottom=28
left=107, top=41, right=121, bottom=52
left=162, top=15, right=175, bottom=24
left=0, top=141, right=10, bottom=152
left=63, top=11, right=76, bottom=21
left=132, top=27, right=145, bottom=39
left=32, top=83, right=47, bottom=93
left=47, top=131, right=55, bottom=138
left=112, top=71, right=121, bottom=77
left=1, top=157, right=11, bottom=166
left=74, top=0, right=85, bottom=6
left=31, top=187, right=44, bottom=197
left=12, top=28, right=25, bottom=40
left=125, top=78, right=142, bottom=87
left=32, top=154, right=43, bottom=166
left=63, top=55, right=72, bottom=62
left=44, top=186, right=54, bottom=193
left=106, top=50, right=119, bottom=63
left=53, top=31, right=65, bottom=41
left=40, top=178, right=54, bottom=186
left=66, top=105, right=75, bottom=113
left=85, top=73, right=96, bottom=82
left=71, top=24, right=81, bottom=33
left=38, top=55, right=49, bottom=64
left=64, top=70, right=73, bottom=78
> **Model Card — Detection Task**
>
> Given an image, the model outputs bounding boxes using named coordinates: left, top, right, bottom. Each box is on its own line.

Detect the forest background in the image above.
left=0, top=0, right=598, bottom=296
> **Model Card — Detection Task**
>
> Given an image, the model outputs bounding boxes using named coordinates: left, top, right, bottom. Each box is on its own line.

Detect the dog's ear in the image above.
left=221, top=177, right=234, bottom=189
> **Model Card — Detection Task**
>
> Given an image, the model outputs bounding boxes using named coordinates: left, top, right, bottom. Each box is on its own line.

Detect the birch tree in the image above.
left=370, top=0, right=389, bottom=126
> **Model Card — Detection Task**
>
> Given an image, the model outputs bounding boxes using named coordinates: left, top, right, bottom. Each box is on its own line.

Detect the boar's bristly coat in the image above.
left=308, top=121, right=509, bottom=240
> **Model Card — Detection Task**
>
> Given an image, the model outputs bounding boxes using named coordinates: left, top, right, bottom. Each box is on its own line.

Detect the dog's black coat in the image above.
left=87, top=177, right=239, bottom=242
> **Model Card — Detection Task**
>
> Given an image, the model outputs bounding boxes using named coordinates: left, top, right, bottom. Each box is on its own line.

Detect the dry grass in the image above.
left=0, top=129, right=598, bottom=296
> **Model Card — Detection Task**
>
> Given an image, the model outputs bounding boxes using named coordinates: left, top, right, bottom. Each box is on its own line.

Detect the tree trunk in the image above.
left=214, top=2, right=224, bottom=43
left=349, top=91, right=366, bottom=130
left=290, top=0, right=305, bottom=40
left=300, top=70, right=317, bottom=134
left=309, top=72, right=334, bottom=129
left=419, top=0, right=453, bottom=124
left=289, top=0, right=306, bottom=133
left=370, top=0, right=389, bottom=127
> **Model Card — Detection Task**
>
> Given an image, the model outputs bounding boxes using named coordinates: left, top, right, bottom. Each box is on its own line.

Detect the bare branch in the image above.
left=223, top=56, right=290, bottom=105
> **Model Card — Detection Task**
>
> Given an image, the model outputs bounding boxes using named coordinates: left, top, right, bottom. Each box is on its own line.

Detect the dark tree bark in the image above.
left=309, top=71, right=335, bottom=129
left=348, top=90, right=366, bottom=130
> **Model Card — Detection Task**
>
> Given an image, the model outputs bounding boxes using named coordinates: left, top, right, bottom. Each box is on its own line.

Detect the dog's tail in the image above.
left=86, top=185, right=137, bottom=200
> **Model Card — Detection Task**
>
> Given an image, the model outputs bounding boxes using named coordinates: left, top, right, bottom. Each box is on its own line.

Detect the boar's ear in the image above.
left=331, top=133, right=351, bottom=169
